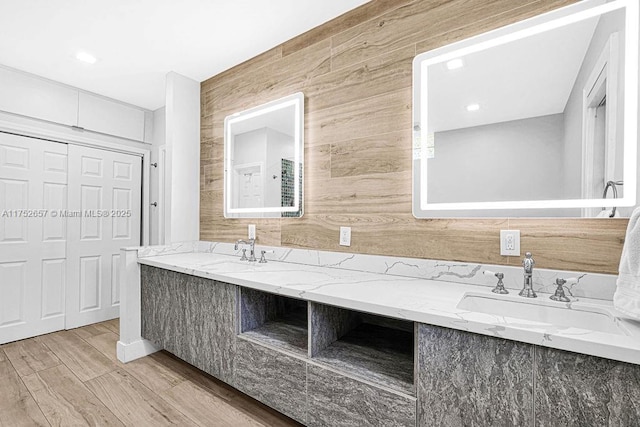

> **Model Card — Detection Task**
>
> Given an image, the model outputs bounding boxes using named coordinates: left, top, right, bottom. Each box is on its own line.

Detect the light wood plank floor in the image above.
left=0, top=320, right=302, bottom=427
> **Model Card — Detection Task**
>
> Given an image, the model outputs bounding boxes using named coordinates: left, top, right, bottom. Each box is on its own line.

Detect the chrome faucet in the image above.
left=519, top=252, right=537, bottom=298
left=235, top=238, right=256, bottom=262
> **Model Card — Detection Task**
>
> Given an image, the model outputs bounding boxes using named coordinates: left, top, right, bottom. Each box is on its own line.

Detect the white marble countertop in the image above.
left=137, top=251, right=640, bottom=365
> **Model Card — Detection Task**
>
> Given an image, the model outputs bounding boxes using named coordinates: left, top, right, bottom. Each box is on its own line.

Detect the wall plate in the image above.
left=339, top=226, right=351, bottom=246
left=500, top=229, right=520, bottom=256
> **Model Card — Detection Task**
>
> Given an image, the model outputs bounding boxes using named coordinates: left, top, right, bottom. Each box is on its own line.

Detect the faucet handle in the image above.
left=484, top=270, right=508, bottom=294
left=240, top=248, right=248, bottom=261
left=522, top=252, right=535, bottom=272
left=550, top=278, right=572, bottom=302
left=259, top=250, right=274, bottom=263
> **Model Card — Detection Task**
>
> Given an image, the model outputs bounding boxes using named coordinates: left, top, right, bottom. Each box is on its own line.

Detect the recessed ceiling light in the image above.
left=446, top=58, right=464, bottom=70
left=466, top=103, right=480, bottom=112
left=76, top=51, right=97, bottom=64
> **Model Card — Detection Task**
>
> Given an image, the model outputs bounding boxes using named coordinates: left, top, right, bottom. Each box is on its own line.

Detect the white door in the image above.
left=235, top=163, right=263, bottom=209
left=66, top=145, right=141, bottom=329
left=0, top=132, right=67, bottom=344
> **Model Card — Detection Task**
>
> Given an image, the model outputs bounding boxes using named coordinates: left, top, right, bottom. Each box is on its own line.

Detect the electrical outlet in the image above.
left=248, top=224, right=256, bottom=240
left=339, top=226, right=351, bottom=246
left=506, top=234, right=515, bottom=250
left=500, top=230, right=520, bottom=256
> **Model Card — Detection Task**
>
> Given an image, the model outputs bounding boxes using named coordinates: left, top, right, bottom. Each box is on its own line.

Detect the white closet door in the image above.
left=0, top=132, right=67, bottom=344
left=66, top=145, right=141, bottom=329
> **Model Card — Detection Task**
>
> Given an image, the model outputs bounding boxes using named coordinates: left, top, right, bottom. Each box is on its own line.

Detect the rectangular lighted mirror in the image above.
left=224, top=92, right=304, bottom=218
left=413, top=0, right=638, bottom=217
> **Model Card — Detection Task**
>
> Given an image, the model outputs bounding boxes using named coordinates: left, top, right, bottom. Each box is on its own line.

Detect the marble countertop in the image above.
left=137, top=251, right=640, bottom=365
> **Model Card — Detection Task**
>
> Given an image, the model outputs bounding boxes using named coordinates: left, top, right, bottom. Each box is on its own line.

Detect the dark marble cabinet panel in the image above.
left=307, top=363, right=416, bottom=427
left=535, top=346, right=640, bottom=426
left=184, top=275, right=236, bottom=384
left=417, top=324, right=534, bottom=427
left=140, top=265, right=190, bottom=361
left=235, top=338, right=307, bottom=424
left=140, top=265, right=236, bottom=384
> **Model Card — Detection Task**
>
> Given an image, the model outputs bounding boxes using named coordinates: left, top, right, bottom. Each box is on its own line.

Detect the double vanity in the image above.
left=118, top=241, right=640, bottom=426
left=119, top=5, right=640, bottom=425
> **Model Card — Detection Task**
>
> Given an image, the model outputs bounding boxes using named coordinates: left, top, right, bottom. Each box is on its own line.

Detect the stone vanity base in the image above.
left=140, top=265, right=640, bottom=426
left=418, top=324, right=640, bottom=426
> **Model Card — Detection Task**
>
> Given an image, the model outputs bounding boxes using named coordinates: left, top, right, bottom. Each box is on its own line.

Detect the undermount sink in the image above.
left=457, top=292, right=628, bottom=335
left=212, top=259, right=265, bottom=270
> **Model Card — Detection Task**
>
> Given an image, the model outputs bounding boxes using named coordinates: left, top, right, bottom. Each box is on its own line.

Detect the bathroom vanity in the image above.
left=118, top=242, right=640, bottom=426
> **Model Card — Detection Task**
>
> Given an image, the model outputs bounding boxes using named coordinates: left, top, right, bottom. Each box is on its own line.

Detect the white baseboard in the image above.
left=117, top=339, right=159, bottom=363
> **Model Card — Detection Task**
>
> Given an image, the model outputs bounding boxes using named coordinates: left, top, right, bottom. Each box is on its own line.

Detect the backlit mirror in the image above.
left=413, top=0, right=638, bottom=217
left=224, top=92, right=303, bottom=218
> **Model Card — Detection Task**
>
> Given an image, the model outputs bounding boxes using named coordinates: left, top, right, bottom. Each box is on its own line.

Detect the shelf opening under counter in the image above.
left=309, top=302, right=415, bottom=395
left=239, top=288, right=308, bottom=357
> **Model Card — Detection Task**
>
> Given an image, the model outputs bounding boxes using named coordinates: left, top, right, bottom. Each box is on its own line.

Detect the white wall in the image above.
left=164, top=72, right=200, bottom=243
left=428, top=114, right=565, bottom=204
left=234, top=128, right=267, bottom=165
left=149, top=107, right=165, bottom=245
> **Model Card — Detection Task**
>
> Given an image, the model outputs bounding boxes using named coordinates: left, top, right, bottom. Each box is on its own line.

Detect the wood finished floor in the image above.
left=0, top=319, right=302, bottom=426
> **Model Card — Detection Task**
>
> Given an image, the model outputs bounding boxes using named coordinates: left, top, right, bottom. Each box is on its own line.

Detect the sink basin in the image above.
left=457, top=292, right=628, bottom=335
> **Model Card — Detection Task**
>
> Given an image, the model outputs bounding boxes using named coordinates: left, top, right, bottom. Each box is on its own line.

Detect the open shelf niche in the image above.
left=239, top=288, right=308, bottom=357
left=309, top=302, right=415, bottom=395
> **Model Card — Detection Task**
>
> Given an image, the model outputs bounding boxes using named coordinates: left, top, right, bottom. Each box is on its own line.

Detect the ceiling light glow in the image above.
left=76, top=51, right=97, bottom=64
left=466, top=103, right=480, bottom=112
left=446, top=58, right=464, bottom=70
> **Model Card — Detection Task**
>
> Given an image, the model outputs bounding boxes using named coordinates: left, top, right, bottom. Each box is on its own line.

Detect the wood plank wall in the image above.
left=201, top=0, right=628, bottom=275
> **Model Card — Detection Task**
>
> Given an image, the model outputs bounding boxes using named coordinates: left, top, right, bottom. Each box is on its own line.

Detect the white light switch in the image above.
left=500, top=230, right=520, bottom=256
left=339, top=227, right=351, bottom=246
left=248, top=224, right=256, bottom=239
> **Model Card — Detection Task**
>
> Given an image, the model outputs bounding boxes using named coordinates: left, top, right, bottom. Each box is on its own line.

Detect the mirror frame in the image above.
left=224, top=92, right=304, bottom=218
left=412, top=0, right=638, bottom=217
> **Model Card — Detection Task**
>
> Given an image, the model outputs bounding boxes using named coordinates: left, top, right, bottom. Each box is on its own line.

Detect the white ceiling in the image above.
left=0, top=0, right=369, bottom=111
left=428, top=14, right=600, bottom=133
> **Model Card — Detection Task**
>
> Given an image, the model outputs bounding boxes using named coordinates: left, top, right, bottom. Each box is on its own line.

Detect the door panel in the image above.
left=42, top=182, right=67, bottom=240
left=112, top=188, right=132, bottom=239
left=81, top=155, right=103, bottom=177
left=0, top=132, right=67, bottom=343
left=43, top=150, right=67, bottom=173
left=0, top=144, right=29, bottom=169
left=0, top=261, right=26, bottom=326
left=41, top=258, right=65, bottom=318
left=111, top=254, right=120, bottom=305
left=79, top=255, right=101, bottom=311
left=80, top=185, right=103, bottom=239
left=66, top=144, right=141, bottom=328
left=0, top=179, right=29, bottom=242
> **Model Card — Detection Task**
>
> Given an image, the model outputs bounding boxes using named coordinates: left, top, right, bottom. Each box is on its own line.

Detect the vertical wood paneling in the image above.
left=200, top=0, right=627, bottom=274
